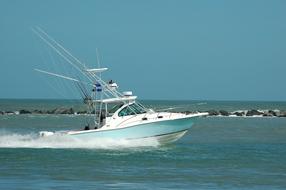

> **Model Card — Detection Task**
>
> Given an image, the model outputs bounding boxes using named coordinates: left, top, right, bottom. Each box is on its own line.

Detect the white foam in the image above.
left=228, top=114, right=238, bottom=117
left=0, top=131, right=160, bottom=149
left=196, top=102, right=207, bottom=105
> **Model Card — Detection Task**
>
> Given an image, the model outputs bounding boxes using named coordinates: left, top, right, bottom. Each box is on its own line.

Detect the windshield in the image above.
left=108, top=103, right=124, bottom=114
left=118, top=103, right=146, bottom=117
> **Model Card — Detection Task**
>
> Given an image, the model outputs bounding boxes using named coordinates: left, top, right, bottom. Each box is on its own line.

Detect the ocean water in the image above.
left=0, top=100, right=286, bottom=189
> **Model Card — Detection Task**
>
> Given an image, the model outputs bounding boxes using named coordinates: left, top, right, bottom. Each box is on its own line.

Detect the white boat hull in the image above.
left=142, top=129, right=189, bottom=144
left=40, top=113, right=207, bottom=145
left=68, top=115, right=201, bottom=144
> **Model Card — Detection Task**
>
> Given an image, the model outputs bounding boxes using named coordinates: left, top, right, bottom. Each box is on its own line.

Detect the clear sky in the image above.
left=0, top=0, right=285, bottom=101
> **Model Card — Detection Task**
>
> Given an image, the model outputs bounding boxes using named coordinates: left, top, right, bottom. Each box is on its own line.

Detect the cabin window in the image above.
left=129, top=103, right=146, bottom=114
left=118, top=106, right=135, bottom=117
left=108, top=103, right=124, bottom=114
left=118, top=103, right=146, bottom=117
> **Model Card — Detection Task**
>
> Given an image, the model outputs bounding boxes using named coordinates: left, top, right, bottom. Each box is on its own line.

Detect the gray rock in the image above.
left=32, top=110, right=43, bottom=114
left=53, top=107, right=74, bottom=114
left=185, top=111, right=192, bottom=115
left=5, top=111, right=15, bottom=115
left=207, top=110, right=219, bottom=116
left=268, top=110, right=277, bottom=117
left=64, top=108, right=74, bottom=114
left=263, top=113, right=273, bottom=117
left=77, top=110, right=88, bottom=114
left=278, top=110, right=286, bottom=117
left=47, top=110, right=54, bottom=114
left=233, top=112, right=244, bottom=116
left=219, top=110, right=229, bottom=116
left=246, top=110, right=264, bottom=116
left=185, top=111, right=200, bottom=115
left=19, top=109, right=31, bottom=114
left=262, top=110, right=276, bottom=117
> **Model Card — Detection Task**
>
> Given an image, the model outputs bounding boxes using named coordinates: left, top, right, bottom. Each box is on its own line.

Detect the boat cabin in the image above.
left=94, top=94, right=147, bottom=127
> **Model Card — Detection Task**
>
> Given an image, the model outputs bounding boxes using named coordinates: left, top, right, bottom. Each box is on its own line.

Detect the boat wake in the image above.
left=0, top=131, right=160, bottom=149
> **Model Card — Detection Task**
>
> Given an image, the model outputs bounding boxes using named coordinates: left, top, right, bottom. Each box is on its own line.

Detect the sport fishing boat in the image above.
left=33, top=27, right=207, bottom=144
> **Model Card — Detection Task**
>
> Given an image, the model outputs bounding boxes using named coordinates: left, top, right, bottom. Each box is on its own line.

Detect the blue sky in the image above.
left=0, top=0, right=285, bottom=101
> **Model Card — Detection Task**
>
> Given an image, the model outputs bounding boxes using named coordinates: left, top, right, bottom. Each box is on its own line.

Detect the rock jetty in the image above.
left=0, top=108, right=286, bottom=117
left=202, top=109, right=286, bottom=117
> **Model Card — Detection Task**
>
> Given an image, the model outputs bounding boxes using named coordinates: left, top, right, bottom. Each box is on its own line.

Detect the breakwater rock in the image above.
left=200, top=109, right=286, bottom=117
left=0, top=108, right=76, bottom=115
left=0, top=108, right=286, bottom=118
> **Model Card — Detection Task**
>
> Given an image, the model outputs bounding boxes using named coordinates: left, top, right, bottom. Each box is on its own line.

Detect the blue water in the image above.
left=0, top=100, right=286, bottom=189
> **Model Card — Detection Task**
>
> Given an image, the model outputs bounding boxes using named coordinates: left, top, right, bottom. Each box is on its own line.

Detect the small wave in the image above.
left=0, top=132, right=160, bottom=149
left=196, top=102, right=207, bottom=105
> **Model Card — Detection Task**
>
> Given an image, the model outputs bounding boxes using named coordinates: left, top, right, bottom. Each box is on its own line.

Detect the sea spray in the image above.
left=0, top=131, right=160, bottom=149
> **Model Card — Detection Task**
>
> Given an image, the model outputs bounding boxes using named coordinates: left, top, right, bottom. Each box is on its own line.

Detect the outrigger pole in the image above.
left=32, top=27, right=123, bottom=99
left=34, top=69, right=94, bottom=87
